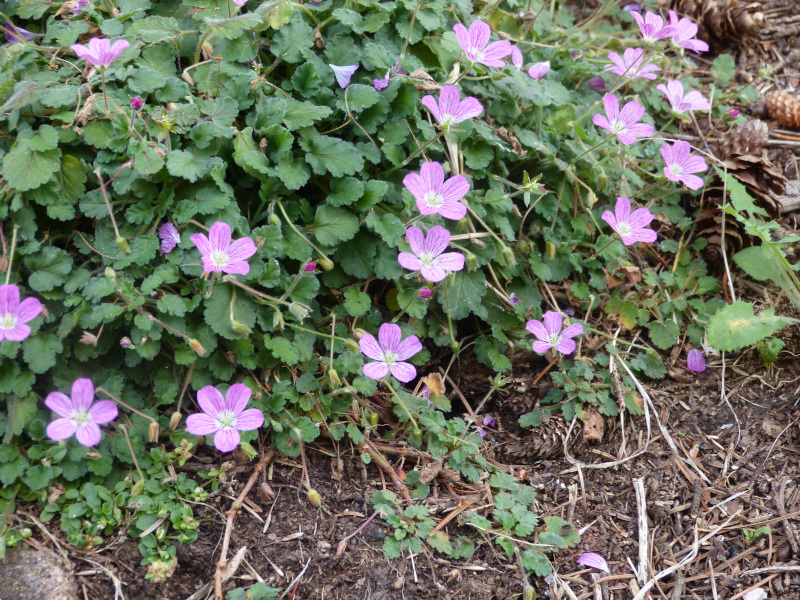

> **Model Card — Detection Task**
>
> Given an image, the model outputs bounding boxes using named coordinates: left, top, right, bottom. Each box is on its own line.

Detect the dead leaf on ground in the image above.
left=582, top=407, right=604, bottom=441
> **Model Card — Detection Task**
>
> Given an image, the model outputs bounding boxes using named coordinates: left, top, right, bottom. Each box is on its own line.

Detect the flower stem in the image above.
left=98, top=387, right=159, bottom=427
left=285, top=322, right=349, bottom=342
left=118, top=424, right=145, bottom=483
left=585, top=327, right=651, bottom=352
left=274, top=199, right=333, bottom=265
left=443, top=278, right=456, bottom=349
left=100, top=71, right=110, bottom=113
left=571, top=135, right=612, bottom=164
left=383, top=379, right=421, bottom=435
left=582, top=238, right=616, bottom=263
left=4, top=225, right=18, bottom=285
left=221, top=275, right=297, bottom=309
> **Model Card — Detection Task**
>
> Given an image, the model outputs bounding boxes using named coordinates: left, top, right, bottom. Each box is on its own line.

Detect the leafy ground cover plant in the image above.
left=0, top=0, right=784, bottom=586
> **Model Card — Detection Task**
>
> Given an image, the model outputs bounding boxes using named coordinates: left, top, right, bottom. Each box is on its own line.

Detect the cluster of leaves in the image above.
left=0, top=0, right=785, bottom=578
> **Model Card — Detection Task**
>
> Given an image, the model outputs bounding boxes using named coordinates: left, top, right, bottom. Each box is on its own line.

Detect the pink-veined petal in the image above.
left=3, top=323, right=31, bottom=342
left=221, top=260, right=250, bottom=276
left=88, top=400, right=118, bottom=424
left=438, top=86, right=461, bottom=120
left=468, top=20, right=491, bottom=51
left=601, top=94, right=620, bottom=121
left=453, top=23, right=470, bottom=53
left=614, top=197, right=632, bottom=223
left=593, top=114, right=612, bottom=132
left=439, top=174, right=470, bottom=204
left=554, top=337, right=577, bottom=355
left=359, top=333, right=383, bottom=361
left=626, top=123, right=654, bottom=139
left=619, top=100, right=645, bottom=125
left=75, top=422, right=102, bottom=447
left=630, top=228, right=657, bottom=244
left=398, top=252, right=423, bottom=271
left=561, top=323, right=586, bottom=340
left=208, top=222, right=232, bottom=253
left=186, top=413, right=219, bottom=435
left=47, top=418, right=77, bottom=441
left=542, top=311, right=563, bottom=336
left=420, top=161, right=445, bottom=191
left=680, top=173, right=705, bottom=190
left=452, top=97, right=483, bottom=122
left=0, top=284, right=20, bottom=314
left=395, top=335, right=422, bottom=361
left=71, top=378, right=94, bottom=411
left=425, top=226, right=451, bottom=256
left=578, top=552, right=610, bottom=574
left=510, top=45, right=523, bottom=67
left=214, top=428, right=240, bottom=452
left=421, top=94, right=441, bottom=123
left=616, top=131, right=638, bottom=145
left=405, top=226, right=426, bottom=256
left=378, top=323, right=401, bottom=353
left=628, top=207, right=655, bottom=230
left=659, top=142, right=674, bottom=164
left=601, top=209, right=618, bottom=231
left=226, top=238, right=257, bottom=262
left=532, top=340, right=554, bottom=354
left=235, top=408, right=264, bottom=431
left=190, top=232, right=212, bottom=259
left=363, top=361, right=389, bottom=380
left=389, top=362, right=417, bottom=383
left=525, top=319, right=548, bottom=342
left=434, top=252, right=465, bottom=272
left=437, top=199, right=467, bottom=220
left=45, top=392, right=74, bottom=418
left=420, top=265, right=447, bottom=282
left=225, top=383, right=252, bottom=415
left=403, top=172, right=426, bottom=201
left=481, top=40, right=513, bottom=65
left=683, top=154, right=707, bottom=173
left=197, top=385, right=225, bottom=418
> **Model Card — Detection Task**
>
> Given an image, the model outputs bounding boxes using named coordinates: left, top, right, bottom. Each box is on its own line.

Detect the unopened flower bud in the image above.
left=517, top=240, right=531, bottom=254
left=105, top=267, right=116, bottom=279
left=471, top=237, right=486, bottom=249
left=509, top=293, right=521, bottom=305
left=417, top=288, right=432, bottom=299
left=307, top=488, right=322, bottom=507
left=288, top=302, right=310, bottom=322
left=268, top=214, right=281, bottom=226
left=231, top=320, right=252, bottom=337
left=271, top=421, right=283, bottom=433
left=368, top=411, right=379, bottom=426
left=353, top=328, right=367, bottom=340
left=345, top=339, right=360, bottom=353
left=116, top=237, right=131, bottom=254
left=451, top=340, right=460, bottom=353
left=465, top=253, right=478, bottom=272
left=148, top=421, right=160, bottom=443
left=201, top=42, right=214, bottom=60
left=546, top=241, right=556, bottom=260
left=586, top=190, right=598, bottom=208
left=188, top=338, right=206, bottom=357
left=272, top=309, right=285, bottom=331
left=318, top=256, right=334, bottom=271
left=304, top=262, right=317, bottom=273
left=130, top=96, right=144, bottom=110
left=723, top=109, right=739, bottom=123
left=120, top=337, right=132, bottom=348
left=596, top=171, right=607, bottom=191
left=501, top=247, right=517, bottom=267
left=131, top=480, right=145, bottom=497
left=240, top=442, right=258, bottom=460
left=328, top=368, right=341, bottom=387
left=169, top=411, right=182, bottom=430
left=19, top=528, right=32, bottom=538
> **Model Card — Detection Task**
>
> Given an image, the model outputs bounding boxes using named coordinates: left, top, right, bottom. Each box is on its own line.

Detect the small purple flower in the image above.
left=191, top=222, right=257, bottom=275
left=421, top=85, right=483, bottom=128
left=232, top=0, right=248, bottom=5
left=453, top=20, right=512, bottom=68
left=724, top=109, right=739, bottom=122
left=687, top=348, right=706, bottom=372
left=601, top=197, right=657, bottom=246
left=483, top=414, right=497, bottom=427
left=593, top=94, right=654, bottom=145
left=605, top=48, right=660, bottom=80
left=304, top=262, right=317, bottom=273
left=527, top=61, right=550, bottom=80
left=577, top=552, right=610, bottom=574
left=526, top=311, right=584, bottom=355
left=70, top=37, right=130, bottom=69
left=130, top=96, right=144, bottom=110
left=329, top=64, right=359, bottom=89
left=509, top=293, right=521, bottom=304
left=120, top=337, right=132, bottom=347
left=587, top=77, right=606, bottom=92
left=0, top=284, right=42, bottom=343
left=623, top=3, right=643, bottom=10
left=159, top=222, right=180, bottom=255
left=73, top=0, right=90, bottom=14
left=185, top=383, right=264, bottom=452
left=656, top=80, right=711, bottom=113
left=476, top=426, right=487, bottom=438
left=660, top=140, right=707, bottom=190
left=630, top=10, right=676, bottom=44
left=667, top=11, right=709, bottom=53
left=398, top=226, right=465, bottom=283
left=373, top=77, right=389, bottom=91
left=403, top=161, right=469, bottom=220
left=359, top=323, right=422, bottom=383
left=45, top=379, right=118, bottom=447
left=417, top=288, right=432, bottom=299
left=4, top=21, right=35, bottom=44
left=510, top=45, right=523, bottom=68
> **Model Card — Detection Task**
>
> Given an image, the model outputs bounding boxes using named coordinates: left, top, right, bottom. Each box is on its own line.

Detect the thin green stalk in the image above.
left=285, top=322, right=349, bottom=342
left=443, top=278, right=456, bottom=349
left=383, top=379, right=421, bottom=435
left=4, top=225, right=18, bottom=285
left=221, top=275, right=297, bottom=308
left=586, top=327, right=651, bottom=352
left=275, top=199, right=333, bottom=265
left=571, top=135, right=612, bottom=164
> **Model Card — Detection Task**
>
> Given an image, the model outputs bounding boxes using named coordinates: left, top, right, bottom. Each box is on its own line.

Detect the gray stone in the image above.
left=0, top=545, right=78, bottom=600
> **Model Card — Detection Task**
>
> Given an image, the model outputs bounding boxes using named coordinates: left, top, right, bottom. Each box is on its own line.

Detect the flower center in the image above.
left=423, top=191, right=443, bottom=208
left=439, top=115, right=454, bottom=129
left=0, top=313, right=17, bottom=331
left=419, top=252, right=435, bottom=267
left=210, top=250, right=229, bottom=268
left=611, top=120, right=627, bottom=134
left=382, top=351, right=397, bottom=365
left=669, top=163, right=683, bottom=177
left=71, top=408, right=91, bottom=426
left=216, top=410, right=237, bottom=429
left=547, top=333, right=561, bottom=346
left=616, top=223, right=632, bottom=237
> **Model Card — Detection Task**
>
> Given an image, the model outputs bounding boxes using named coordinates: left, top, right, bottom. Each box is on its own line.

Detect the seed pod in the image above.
left=231, top=320, right=252, bottom=337
left=501, top=247, right=517, bottom=267
left=288, top=303, right=309, bottom=322
left=328, top=368, right=341, bottom=387
left=517, top=239, right=531, bottom=254
left=353, top=328, right=367, bottom=340
left=268, top=214, right=281, bottom=226
left=307, top=488, right=322, bottom=507
left=345, top=338, right=361, bottom=353
left=105, top=267, right=116, bottom=279
left=466, top=253, right=478, bottom=272
left=116, top=237, right=131, bottom=254
left=272, top=310, right=285, bottom=331
left=318, top=256, right=334, bottom=270
left=148, top=421, right=160, bottom=443
left=169, top=411, right=182, bottom=430
left=188, top=339, right=206, bottom=357
left=240, top=442, right=258, bottom=460
left=546, top=241, right=556, bottom=260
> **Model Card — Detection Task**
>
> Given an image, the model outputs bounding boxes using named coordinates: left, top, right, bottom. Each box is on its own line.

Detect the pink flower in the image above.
left=660, top=140, right=707, bottom=190
left=70, top=38, right=130, bottom=69
left=159, top=222, right=180, bottom=255
left=421, top=85, right=483, bottom=128
left=630, top=10, right=675, bottom=44
left=191, top=221, right=257, bottom=275
left=45, top=379, right=118, bottom=447
left=0, top=284, right=42, bottom=343
left=4, top=21, right=35, bottom=44
left=527, top=61, right=550, bottom=80
left=403, top=161, right=469, bottom=220
left=587, top=77, right=606, bottom=91
left=526, top=311, right=584, bottom=355
left=605, top=48, right=660, bottom=80
left=359, top=323, right=422, bottom=382
left=509, top=293, right=521, bottom=304
left=453, top=20, right=512, bottom=68
left=687, top=349, right=706, bottom=372
left=656, top=80, right=711, bottom=113
left=417, top=288, right=432, bottom=299
left=373, top=78, right=389, bottom=91
left=232, top=0, right=248, bottom=4
left=724, top=109, right=740, bottom=122
left=73, top=0, right=89, bottom=15
left=304, top=262, right=317, bottom=272
left=398, top=226, right=465, bottom=283
left=601, top=197, right=657, bottom=246
left=667, top=11, right=709, bottom=53
left=510, top=45, right=523, bottom=68
left=593, top=94, right=654, bottom=145
left=130, top=96, right=144, bottom=110
left=185, top=383, right=264, bottom=452
left=329, top=64, right=359, bottom=88
left=577, top=552, right=610, bottom=574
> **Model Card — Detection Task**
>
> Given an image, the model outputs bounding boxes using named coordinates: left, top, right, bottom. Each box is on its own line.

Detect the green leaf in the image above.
left=314, top=205, right=360, bottom=246
left=276, top=156, right=310, bottom=190
left=157, top=294, right=187, bottom=317
left=166, top=150, right=208, bottom=183
left=648, top=320, right=679, bottom=350
left=283, top=99, right=333, bottom=130
left=128, top=66, right=167, bottom=94
left=2, top=139, right=61, bottom=192
left=711, top=54, right=736, bottom=87
left=707, top=301, right=797, bottom=351
left=340, top=84, right=380, bottom=112
left=344, top=287, right=371, bottom=316
left=0, top=445, right=28, bottom=485
left=269, top=16, right=313, bottom=63
left=438, top=270, right=487, bottom=320
left=203, top=13, right=263, bottom=40
left=521, top=549, right=552, bottom=576
left=327, top=177, right=364, bottom=206
left=133, top=146, right=166, bottom=176
left=22, top=334, right=63, bottom=374
left=264, top=336, right=299, bottom=364
left=25, top=465, right=55, bottom=490
left=300, top=130, right=364, bottom=177
left=26, top=247, right=73, bottom=292
left=204, top=284, right=258, bottom=340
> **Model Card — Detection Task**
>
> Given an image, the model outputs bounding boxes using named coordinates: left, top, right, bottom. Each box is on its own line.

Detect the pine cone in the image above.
left=718, top=119, right=769, bottom=158
left=659, top=0, right=765, bottom=45
left=766, top=89, right=800, bottom=128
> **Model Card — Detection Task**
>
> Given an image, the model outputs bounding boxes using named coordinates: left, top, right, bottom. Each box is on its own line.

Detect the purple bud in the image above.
left=723, top=109, right=740, bottom=123
left=587, top=77, right=606, bottom=91
left=417, top=288, right=432, bottom=299
left=577, top=552, right=609, bottom=573
left=527, top=61, right=550, bottom=80
left=563, top=308, right=575, bottom=317
left=120, top=337, right=132, bottom=347
left=623, top=3, right=643, bottom=11
left=130, top=96, right=143, bottom=110
left=476, top=426, right=487, bottom=439
left=74, top=0, right=89, bottom=14
left=687, top=349, right=706, bottom=373
left=373, top=78, right=389, bottom=91
left=304, top=262, right=317, bottom=273
left=509, top=293, right=521, bottom=305
left=483, top=415, right=497, bottom=428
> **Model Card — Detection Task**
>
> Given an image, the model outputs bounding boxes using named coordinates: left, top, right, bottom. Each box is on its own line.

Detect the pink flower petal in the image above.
left=45, top=392, right=74, bottom=418
left=190, top=233, right=212, bottom=259
left=525, top=319, right=548, bottom=341
left=437, top=200, right=467, bottom=220
left=687, top=348, right=706, bottom=372
left=554, top=337, right=577, bottom=355
left=453, top=23, right=470, bottom=53
left=532, top=340, right=553, bottom=354
left=214, top=428, right=240, bottom=452
left=197, top=385, right=225, bottom=418
left=75, top=422, right=102, bottom=447
left=602, top=94, right=619, bottom=121
left=88, top=400, right=118, bottom=424
left=468, top=20, right=491, bottom=50
left=363, top=361, right=389, bottom=380
left=395, top=335, right=422, bottom=361
left=420, top=265, right=447, bottom=281
left=434, top=252, right=465, bottom=272
left=421, top=94, right=441, bottom=123
left=223, top=260, right=251, bottom=276
left=542, top=311, right=563, bottom=336
left=0, top=284, right=20, bottom=313
left=235, top=408, right=264, bottom=430
left=405, top=226, right=426, bottom=256
left=425, top=226, right=451, bottom=256
left=186, top=413, right=219, bottom=435
left=561, top=323, right=585, bottom=340
left=3, top=323, right=31, bottom=342
left=403, top=172, right=426, bottom=201
left=577, top=552, right=609, bottom=573
left=226, top=237, right=257, bottom=263
left=389, top=362, right=416, bottom=383
left=208, top=222, right=232, bottom=254
left=359, top=333, right=383, bottom=361
left=225, top=383, right=252, bottom=415
left=398, top=252, right=423, bottom=272
left=47, top=418, right=77, bottom=441
left=378, top=323, right=401, bottom=353
left=71, top=378, right=94, bottom=411
left=420, top=161, right=445, bottom=191
left=614, top=197, right=632, bottom=222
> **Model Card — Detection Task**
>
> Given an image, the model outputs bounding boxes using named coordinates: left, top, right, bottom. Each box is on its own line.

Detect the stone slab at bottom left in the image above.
left=0, top=545, right=78, bottom=600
